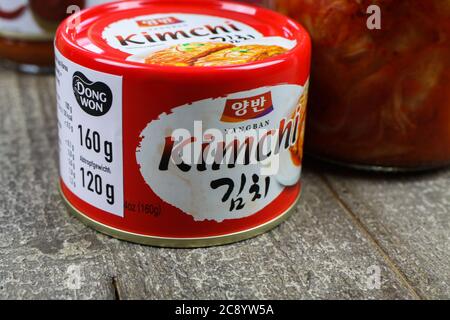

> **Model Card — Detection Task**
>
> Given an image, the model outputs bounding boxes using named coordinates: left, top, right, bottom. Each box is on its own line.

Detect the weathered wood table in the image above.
left=0, top=67, right=449, bottom=300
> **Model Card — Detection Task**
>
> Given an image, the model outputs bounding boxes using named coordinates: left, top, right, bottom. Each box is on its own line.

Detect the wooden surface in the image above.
left=0, top=67, right=449, bottom=300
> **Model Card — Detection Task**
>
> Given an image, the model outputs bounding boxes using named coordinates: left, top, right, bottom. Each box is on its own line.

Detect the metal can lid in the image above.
left=56, top=0, right=310, bottom=73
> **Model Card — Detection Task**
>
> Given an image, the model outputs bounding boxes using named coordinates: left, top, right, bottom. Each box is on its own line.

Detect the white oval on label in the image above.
left=136, top=85, right=304, bottom=222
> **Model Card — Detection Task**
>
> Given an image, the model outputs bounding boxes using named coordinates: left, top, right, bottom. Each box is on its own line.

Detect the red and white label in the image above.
left=101, top=13, right=297, bottom=64
left=136, top=85, right=306, bottom=222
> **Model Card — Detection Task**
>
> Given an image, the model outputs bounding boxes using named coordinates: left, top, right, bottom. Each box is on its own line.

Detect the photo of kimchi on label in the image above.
left=102, top=13, right=297, bottom=66
left=136, top=84, right=308, bottom=222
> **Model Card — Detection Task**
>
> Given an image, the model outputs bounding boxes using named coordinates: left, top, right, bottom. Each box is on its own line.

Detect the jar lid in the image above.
left=56, top=0, right=310, bottom=72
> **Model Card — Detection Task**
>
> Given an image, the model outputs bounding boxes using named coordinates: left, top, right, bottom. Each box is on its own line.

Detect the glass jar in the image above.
left=236, top=0, right=276, bottom=7
left=0, top=0, right=115, bottom=73
left=277, top=0, right=450, bottom=171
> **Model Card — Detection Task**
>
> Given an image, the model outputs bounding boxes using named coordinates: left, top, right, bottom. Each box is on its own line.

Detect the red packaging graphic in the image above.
left=55, top=0, right=311, bottom=247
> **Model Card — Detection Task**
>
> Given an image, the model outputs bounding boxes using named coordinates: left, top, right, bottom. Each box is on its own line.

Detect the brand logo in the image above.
left=72, top=72, right=113, bottom=117
left=221, top=92, right=273, bottom=123
left=136, top=16, right=183, bottom=28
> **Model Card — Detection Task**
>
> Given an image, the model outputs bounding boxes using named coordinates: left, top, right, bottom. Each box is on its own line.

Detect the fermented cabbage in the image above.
left=278, top=0, right=450, bottom=169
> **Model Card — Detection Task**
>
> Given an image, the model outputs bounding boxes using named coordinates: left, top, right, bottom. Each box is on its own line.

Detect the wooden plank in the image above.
left=0, top=68, right=418, bottom=299
left=109, top=170, right=416, bottom=299
left=0, top=71, right=117, bottom=299
left=317, top=161, right=450, bottom=299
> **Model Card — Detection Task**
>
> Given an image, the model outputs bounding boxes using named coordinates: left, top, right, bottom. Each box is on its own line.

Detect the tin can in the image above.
left=55, top=0, right=311, bottom=247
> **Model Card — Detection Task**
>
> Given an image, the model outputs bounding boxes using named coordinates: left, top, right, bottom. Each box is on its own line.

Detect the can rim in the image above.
left=55, top=0, right=311, bottom=74
left=60, top=185, right=301, bottom=248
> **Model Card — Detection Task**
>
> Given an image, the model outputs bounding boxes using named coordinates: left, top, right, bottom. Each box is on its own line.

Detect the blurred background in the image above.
left=2, top=0, right=448, bottom=170
left=0, top=0, right=449, bottom=300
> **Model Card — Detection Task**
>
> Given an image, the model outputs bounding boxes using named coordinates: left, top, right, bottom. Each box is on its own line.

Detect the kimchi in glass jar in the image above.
left=0, top=1, right=114, bottom=73
left=277, top=0, right=450, bottom=170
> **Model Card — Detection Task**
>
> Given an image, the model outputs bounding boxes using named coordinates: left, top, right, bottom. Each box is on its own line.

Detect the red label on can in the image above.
left=55, top=0, right=311, bottom=244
